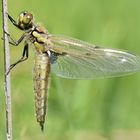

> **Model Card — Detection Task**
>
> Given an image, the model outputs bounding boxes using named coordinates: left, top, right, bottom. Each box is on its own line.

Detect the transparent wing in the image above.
left=49, top=35, right=140, bottom=79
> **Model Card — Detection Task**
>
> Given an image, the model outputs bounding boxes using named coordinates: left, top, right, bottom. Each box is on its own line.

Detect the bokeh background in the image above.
left=1, top=0, right=140, bottom=140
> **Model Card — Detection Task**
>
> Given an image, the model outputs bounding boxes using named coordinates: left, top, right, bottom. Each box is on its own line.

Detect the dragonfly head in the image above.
left=18, top=11, right=33, bottom=30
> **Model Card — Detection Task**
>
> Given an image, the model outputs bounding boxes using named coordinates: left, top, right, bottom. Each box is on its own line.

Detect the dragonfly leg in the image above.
left=6, top=31, right=25, bottom=46
left=6, top=43, right=29, bottom=75
left=8, top=13, right=19, bottom=28
left=2, top=32, right=25, bottom=46
left=9, top=34, right=25, bottom=46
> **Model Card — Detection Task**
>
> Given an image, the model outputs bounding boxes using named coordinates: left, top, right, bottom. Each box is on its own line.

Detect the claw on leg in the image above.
left=4, top=30, right=10, bottom=36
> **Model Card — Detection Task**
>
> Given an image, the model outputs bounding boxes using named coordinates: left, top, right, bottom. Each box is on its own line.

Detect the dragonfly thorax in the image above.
left=27, top=25, right=51, bottom=53
left=18, top=11, right=33, bottom=30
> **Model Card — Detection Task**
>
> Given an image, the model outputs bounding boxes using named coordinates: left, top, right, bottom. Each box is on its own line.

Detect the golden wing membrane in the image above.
left=49, top=35, right=140, bottom=79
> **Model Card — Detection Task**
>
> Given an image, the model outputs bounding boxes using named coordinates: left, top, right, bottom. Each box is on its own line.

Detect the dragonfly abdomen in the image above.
left=33, top=52, right=50, bottom=131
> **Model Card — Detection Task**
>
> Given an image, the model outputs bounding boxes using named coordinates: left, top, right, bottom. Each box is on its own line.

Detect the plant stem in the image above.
left=2, top=0, right=13, bottom=140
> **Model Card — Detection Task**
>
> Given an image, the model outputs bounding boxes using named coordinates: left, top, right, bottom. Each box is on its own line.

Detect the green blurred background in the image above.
left=1, top=0, right=140, bottom=140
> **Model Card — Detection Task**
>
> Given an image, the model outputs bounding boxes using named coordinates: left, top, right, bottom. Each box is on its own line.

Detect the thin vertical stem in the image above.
left=2, top=0, right=12, bottom=140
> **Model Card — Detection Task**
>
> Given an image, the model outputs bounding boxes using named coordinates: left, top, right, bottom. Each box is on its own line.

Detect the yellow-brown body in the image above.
left=33, top=52, right=50, bottom=130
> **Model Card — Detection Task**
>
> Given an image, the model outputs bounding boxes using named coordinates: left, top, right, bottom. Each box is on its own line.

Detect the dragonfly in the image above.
left=6, top=11, right=140, bottom=131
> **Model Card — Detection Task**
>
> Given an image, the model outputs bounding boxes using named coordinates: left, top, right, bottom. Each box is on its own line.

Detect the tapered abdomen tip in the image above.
left=40, top=122, right=44, bottom=132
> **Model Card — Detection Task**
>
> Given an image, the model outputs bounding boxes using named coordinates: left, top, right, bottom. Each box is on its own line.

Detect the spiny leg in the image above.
left=4, top=31, right=25, bottom=46
left=2, top=31, right=25, bottom=46
left=10, top=43, right=29, bottom=70
left=6, top=43, right=29, bottom=75
left=8, top=33, right=25, bottom=46
left=8, top=13, right=20, bottom=29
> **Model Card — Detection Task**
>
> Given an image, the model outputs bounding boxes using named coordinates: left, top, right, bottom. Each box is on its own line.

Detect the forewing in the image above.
left=49, top=35, right=140, bottom=79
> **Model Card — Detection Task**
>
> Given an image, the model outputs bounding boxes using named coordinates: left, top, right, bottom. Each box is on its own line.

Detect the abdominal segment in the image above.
left=33, top=52, right=50, bottom=130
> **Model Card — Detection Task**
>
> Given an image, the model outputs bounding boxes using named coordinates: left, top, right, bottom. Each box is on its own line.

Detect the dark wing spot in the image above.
left=49, top=51, right=68, bottom=64
left=49, top=52, right=58, bottom=64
